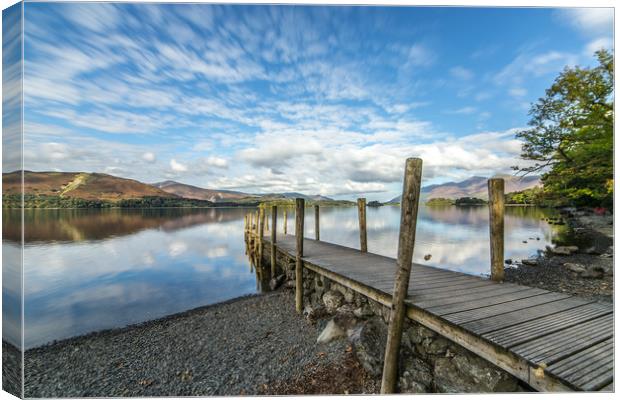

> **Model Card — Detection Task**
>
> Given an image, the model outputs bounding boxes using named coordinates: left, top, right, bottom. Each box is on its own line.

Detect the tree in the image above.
left=515, top=49, right=613, bottom=207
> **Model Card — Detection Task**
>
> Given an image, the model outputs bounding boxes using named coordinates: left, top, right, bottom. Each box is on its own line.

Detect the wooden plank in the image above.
left=511, top=314, right=613, bottom=365
left=462, top=297, right=591, bottom=334
left=444, top=292, right=571, bottom=325
left=428, top=288, right=549, bottom=315
left=547, top=339, right=612, bottom=380
left=413, top=284, right=533, bottom=309
left=483, top=303, right=612, bottom=348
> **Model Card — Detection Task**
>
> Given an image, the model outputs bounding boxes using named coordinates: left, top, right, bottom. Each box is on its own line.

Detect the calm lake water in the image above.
left=3, top=205, right=565, bottom=348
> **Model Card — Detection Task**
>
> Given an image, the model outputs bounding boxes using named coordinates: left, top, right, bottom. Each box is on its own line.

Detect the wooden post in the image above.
left=381, top=158, right=423, bottom=394
left=314, top=204, right=320, bottom=241
left=271, top=205, right=277, bottom=278
left=488, top=178, right=505, bottom=282
left=283, top=210, right=288, bottom=235
left=258, top=207, right=265, bottom=269
left=295, top=198, right=305, bottom=313
left=357, top=198, right=367, bottom=252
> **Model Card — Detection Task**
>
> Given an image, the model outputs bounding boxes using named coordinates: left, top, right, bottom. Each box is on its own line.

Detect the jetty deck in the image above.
left=263, top=233, right=614, bottom=392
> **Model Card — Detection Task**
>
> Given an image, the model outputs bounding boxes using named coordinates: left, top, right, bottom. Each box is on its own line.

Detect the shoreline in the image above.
left=24, top=289, right=375, bottom=397
left=505, top=208, right=613, bottom=302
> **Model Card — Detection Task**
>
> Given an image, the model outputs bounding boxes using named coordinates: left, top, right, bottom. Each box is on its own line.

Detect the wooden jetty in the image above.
left=244, top=158, right=613, bottom=393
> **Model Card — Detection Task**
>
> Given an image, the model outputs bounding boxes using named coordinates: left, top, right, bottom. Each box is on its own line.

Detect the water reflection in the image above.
left=5, top=205, right=564, bottom=348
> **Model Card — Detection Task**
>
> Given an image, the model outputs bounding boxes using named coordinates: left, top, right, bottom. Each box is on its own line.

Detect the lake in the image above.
left=3, top=205, right=565, bottom=348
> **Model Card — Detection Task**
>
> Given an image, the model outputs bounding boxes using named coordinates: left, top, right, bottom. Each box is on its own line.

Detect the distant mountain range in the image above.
left=2, top=171, right=335, bottom=206
left=388, top=175, right=541, bottom=203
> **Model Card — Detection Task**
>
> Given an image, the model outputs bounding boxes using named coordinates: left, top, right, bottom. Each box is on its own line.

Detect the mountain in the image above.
left=257, top=192, right=335, bottom=202
left=3, top=171, right=178, bottom=201
left=153, top=180, right=254, bottom=203
left=388, top=175, right=541, bottom=203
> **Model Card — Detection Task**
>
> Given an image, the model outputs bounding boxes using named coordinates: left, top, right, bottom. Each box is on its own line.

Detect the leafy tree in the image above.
left=515, top=49, right=613, bottom=207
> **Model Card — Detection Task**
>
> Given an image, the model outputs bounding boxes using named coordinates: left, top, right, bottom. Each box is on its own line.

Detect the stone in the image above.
left=406, top=325, right=436, bottom=345
left=550, top=245, right=579, bottom=256
left=343, top=288, right=355, bottom=303
left=269, top=274, right=285, bottom=291
left=353, top=305, right=374, bottom=319
left=322, top=290, right=344, bottom=313
left=563, top=263, right=586, bottom=274
left=398, top=358, right=432, bottom=393
left=317, top=319, right=346, bottom=344
left=504, top=259, right=512, bottom=265
left=284, top=279, right=295, bottom=289
left=434, top=357, right=478, bottom=393
left=426, top=337, right=450, bottom=355
left=348, top=317, right=387, bottom=377
left=336, top=303, right=357, bottom=316
left=452, top=353, right=519, bottom=392
left=303, top=303, right=326, bottom=322
left=581, top=265, right=605, bottom=279
left=520, top=259, right=538, bottom=266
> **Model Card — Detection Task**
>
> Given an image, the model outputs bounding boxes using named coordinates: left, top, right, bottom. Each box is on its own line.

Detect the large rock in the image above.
left=581, top=265, right=605, bottom=279
left=550, top=245, right=579, bottom=256
left=269, top=274, right=285, bottom=290
left=434, top=353, right=518, bottom=393
left=322, top=290, right=344, bottom=313
left=317, top=319, right=346, bottom=344
left=564, top=263, right=586, bottom=274
left=398, top=358, right=433, bottom=393
left=520, top=259, right=538, bottom=266
left=348, top=317, right=387, bottom=377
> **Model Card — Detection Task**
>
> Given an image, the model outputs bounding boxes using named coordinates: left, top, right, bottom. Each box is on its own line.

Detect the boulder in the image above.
left=303, top=303, right=326, bottom=322
left=317, top=319, right=346, bottom=344
left=504, top=259, right=513, bottom=265
left=322, top=290, right=344, bottom=313
left=520, top=259, right=538, bottom=266
left=550, top=246, right=579, bottom=256
left=563, top=263, right=586, bottom=274
left=406, top=325, right=436, bottom=345
left=434, top=354, right=518, bottom=393
left=581, top=265, right=605, bottom=279
left=348, top=317, right=387, bottom=377
left=398, top=358, right=432, bottom=393
left=353, top=305, right=374, bottom=319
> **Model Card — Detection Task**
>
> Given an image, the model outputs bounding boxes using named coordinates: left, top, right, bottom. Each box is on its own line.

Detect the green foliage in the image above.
left=454, top=197, right=486, bottom=206
left=425, top=198, right=455, bottom=206
left=515, top=49, right=613, bottom=207
left=504, top=187, right=547, bottom=205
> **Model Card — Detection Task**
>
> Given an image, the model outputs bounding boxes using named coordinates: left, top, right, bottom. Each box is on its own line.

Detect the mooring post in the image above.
left=357, top=198, right=368, bottom=252
left=381, top=158, right=423, bottom=394
left=488, top=178, right=505, bottom=282
left=314, top=204, right=320, bottom=241
left=295, top=198, right=305, bottom=313
left=283, top=210, right=288, bottom=235
left=271, top=205, right=277, bottom=278
left=258, top=207, right=265, bottom=269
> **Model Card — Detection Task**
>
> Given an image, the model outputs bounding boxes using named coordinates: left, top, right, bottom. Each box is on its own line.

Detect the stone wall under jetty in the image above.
left=261, top=245, right=525, bottom=393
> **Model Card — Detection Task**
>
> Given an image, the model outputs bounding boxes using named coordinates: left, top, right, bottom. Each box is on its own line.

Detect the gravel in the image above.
left=24, top=290, right=351, bottom=397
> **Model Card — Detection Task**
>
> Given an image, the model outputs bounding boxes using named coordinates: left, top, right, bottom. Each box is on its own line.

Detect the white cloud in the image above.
left=509, top=87, right=527, bottom=98
left=205, top=156, right=228, bottom=168
left=170, top=159, right=188, bottom=172
left=450, top=106, right=477, bottom=115
left=584, top=37, right=614, bottom=55
left=142, top=152, right=156, bottom=163
left=557, top=8, right=614, bottom=37
left=450, top=66, right=474, bottom=80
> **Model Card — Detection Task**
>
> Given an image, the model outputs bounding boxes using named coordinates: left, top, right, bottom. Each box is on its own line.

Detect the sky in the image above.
left=6, top=3, right=615, bottom=200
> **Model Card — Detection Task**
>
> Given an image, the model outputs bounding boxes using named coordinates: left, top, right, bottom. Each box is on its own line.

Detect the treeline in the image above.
left=426, top=197, right=487, bottom=206
left=3, top=194, right=218, bottom=209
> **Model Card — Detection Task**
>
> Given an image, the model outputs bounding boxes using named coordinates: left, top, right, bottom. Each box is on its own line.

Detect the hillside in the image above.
left=389, top=175, right=541, bottom=203
left=3, top=171, right=177, bottom=201
left=153, top=180, right=254, bottom=203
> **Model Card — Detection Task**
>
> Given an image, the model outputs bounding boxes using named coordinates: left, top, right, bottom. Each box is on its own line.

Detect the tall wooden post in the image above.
left=357, top=198, right=368, bottom=252
left=271, top=205, right=277, bottom=278
left=295, top=198, right=305, bottom=313
left=283, top=210, right=288, bottom=235
left=314, top=205, right=320, bottom=241
left=488, top=178, right=505, bottom=282
left=258, top=207, right=265, bottom=269
left=381, top=158, right=423, bottom=394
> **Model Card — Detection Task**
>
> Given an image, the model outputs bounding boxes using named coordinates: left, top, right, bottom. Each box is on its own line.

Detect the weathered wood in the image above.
left=488, top=178, right=505, bottom=281
left=314, top=204, right=320, bottom=241
left=283, top=210, right=288, bottom=235
left=271, top=205, right=277, bottom=278
left=295, top=198, right=305, bottom=313
left=381, top=157, right=423, bottom=394
left=357, top=198, right=367, bottom=252
left=258, top=207, right=265, bottom=269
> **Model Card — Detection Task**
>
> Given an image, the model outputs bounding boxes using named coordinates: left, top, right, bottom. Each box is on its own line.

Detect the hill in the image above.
left=3, top=171, right=177, bottom=201
left=256, top=192, right=335, bottom=202
left=153, top=180, right=254, bottom=203
left=389, top=175, right=541, bottom=203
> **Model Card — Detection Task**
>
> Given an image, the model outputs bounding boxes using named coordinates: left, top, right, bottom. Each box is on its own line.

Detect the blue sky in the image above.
left=12, top=3, right=615, bottom=200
